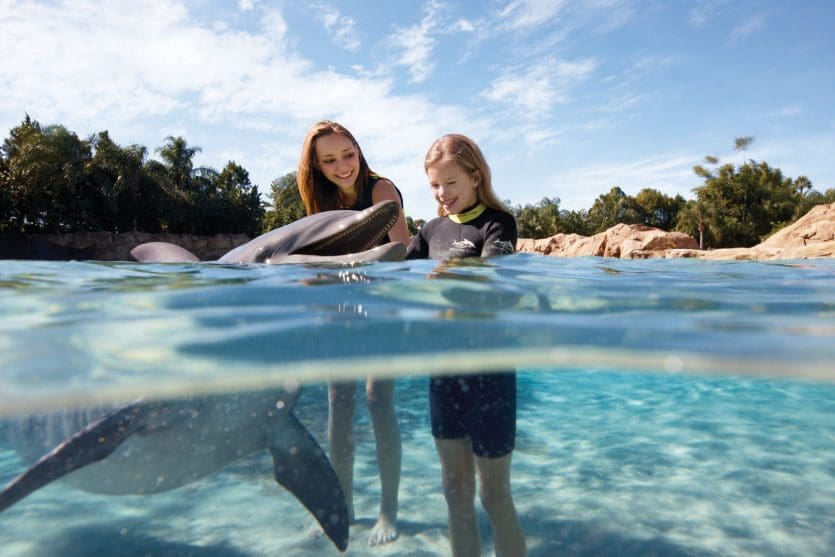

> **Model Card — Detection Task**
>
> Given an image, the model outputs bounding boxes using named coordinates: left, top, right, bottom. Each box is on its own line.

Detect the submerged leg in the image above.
left=436, top=438, right=480, bottom=557
left=366, top=377, right=401, bottom=545
left=328, top=381, right=357, bottom=521
left=476, top=453, right=526, bottom=557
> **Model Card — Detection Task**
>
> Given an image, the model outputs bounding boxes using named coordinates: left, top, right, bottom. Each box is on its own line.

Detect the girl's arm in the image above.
left=481, top=212, right=518, bottom=257
left=372, top=179, right=411, bottom=245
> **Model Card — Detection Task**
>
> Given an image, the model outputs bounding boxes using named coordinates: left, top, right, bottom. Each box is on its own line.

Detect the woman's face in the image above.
left=314, top=133, right=360, bottom=190
left=426, top=157, right=479, bottom=215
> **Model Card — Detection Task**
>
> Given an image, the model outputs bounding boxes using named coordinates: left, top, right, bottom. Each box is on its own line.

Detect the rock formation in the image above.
left=517, top=203, right=835, bottom=260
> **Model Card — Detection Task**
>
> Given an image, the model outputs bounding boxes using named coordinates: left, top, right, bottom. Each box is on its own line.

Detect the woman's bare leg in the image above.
left=366, top=377, right=401, bottom=545
left=328, top=380, right=357, bottom=521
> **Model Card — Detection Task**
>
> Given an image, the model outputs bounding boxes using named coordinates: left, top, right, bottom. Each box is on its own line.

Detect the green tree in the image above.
left=90, top=131, right=167, bottom=232
left=793, top=175, right=813, bottom=196
left=633, top=188, right=686, bottom=230
left=0, top=117, right=98, bottom=232
left=155, top=136, right=201, bottom=192
left=263, top=172, right=305, bottom=231
left=791, top=179, right=835, bottom=221
left=683, top=157, right=798, bottom=248
left=513, top=196, right=561, bottom=238
left=213, top=161, right=264, bottom=236
left=586, top=186, right=642, bottom=234
left=675, top=200, right=719, bottom=249
left=734, top=136, right=755, bottom=163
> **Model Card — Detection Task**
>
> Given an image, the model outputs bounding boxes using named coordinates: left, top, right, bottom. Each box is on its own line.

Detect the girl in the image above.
left=407, top=134, right=526, bottom=557
left=298, top=120, right=409, bottom=546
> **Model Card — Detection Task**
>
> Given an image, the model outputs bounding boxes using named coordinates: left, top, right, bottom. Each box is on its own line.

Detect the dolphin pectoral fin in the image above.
left=130, top=242, right=201, bottom=263
left=269, top=413, right=349, bottom=552
left=0, top=404, right=146, bottom=513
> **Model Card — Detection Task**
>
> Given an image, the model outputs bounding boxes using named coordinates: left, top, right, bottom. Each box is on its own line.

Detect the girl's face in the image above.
left=426, top=157, right=479, bottom=215
left=314, top=133, right=360, bottom=190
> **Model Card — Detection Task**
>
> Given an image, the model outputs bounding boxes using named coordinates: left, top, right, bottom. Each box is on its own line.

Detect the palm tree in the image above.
left=155, top=136, right=201, bottom=191
left=793, top=175, right=813, bottom=196
left=734, top=136, right=755, bottom=164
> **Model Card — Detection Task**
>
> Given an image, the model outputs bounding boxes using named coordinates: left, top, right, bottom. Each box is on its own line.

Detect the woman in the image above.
left=297, top=120, right=409, bottom=546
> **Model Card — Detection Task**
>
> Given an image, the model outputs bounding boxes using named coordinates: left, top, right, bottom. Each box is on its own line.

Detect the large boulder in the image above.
left=517, top=223, right=698, bottom=259
left=518, top=203, right=835, bottom=260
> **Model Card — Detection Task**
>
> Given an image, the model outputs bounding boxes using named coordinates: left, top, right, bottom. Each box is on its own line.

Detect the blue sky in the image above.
left=2, top=0, right=833, bottom=221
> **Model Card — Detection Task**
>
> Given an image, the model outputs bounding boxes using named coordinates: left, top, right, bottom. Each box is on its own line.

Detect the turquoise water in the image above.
left=1, top=255, right=834, bottom=555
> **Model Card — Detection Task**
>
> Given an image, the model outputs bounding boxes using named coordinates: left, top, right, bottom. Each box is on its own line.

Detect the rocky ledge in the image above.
left=516, top=203, right=835, bottom=260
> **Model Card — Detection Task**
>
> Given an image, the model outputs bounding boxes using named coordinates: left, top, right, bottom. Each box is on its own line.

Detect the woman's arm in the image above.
left=372, top=178, right=411, bottom=245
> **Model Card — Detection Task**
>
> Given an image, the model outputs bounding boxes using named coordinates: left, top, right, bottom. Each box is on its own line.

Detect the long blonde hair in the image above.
left=298, top=120, right=372, bottom=215
left=424, top=134, right=509, bottom=217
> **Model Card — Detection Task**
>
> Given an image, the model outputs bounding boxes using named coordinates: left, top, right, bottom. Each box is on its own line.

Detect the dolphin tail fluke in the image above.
left=269, top=413, right=349, bottom=552
left=0, top=404, right=146, bottom=513
left=130, top=242, right=201, bottom=263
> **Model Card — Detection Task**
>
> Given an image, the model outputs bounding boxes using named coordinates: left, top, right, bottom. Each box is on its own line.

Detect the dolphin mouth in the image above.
left=294, top=200, right=400, bottom=256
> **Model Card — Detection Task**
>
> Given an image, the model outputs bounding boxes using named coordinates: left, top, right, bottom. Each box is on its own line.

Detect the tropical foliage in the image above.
left=672, top=138, right=833, bottom=248
left=0, top=117, right=263, bottom=235
left=2, top=119, right=833, bottom=247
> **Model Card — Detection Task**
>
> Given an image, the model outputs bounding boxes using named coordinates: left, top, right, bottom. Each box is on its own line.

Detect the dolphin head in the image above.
left=218, top=200, right=403, bottom=265
left=132, top=200, right=405, bottom=265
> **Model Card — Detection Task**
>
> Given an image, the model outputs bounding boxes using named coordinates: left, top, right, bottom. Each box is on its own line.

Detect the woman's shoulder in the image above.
left=370, top=175, right=403, bottom=205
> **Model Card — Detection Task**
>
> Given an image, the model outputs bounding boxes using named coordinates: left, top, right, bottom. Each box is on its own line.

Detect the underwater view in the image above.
left=1, top=255, right=834, bottom=556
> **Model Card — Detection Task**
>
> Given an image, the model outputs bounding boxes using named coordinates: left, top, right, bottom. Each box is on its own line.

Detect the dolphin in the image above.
left=130, top=199, right=407, bottom=265
left=0, top=203, right=408, bottom=552
left=0, top=388, right=350, bottom=551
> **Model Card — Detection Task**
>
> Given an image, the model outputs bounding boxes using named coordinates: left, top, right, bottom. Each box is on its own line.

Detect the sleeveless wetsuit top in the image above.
left=345, top=173, right=404, bottom=211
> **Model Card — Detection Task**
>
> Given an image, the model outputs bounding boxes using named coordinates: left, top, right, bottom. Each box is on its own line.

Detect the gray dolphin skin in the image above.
left=130, top=199, right=407, bottom=265
left=0, top=202, right=408, bottom=552
left=0, top=389, right=350, bottom=551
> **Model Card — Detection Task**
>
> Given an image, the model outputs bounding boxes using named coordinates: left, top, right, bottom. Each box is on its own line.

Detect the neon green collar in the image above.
left=449, top=203, right=486, bottom=224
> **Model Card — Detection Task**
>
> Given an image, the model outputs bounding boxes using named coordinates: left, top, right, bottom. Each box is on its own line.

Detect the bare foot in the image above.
left=368, top=515, right=398, bottom=546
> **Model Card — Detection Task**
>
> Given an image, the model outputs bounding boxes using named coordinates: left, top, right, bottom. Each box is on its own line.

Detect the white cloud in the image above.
left=537, top=152, right=704, bottom=210
left=455, top=18, right=475, bottom=32
left=730, top=13, right=766, bottom=43
left=497, top=0, right=566, bottom=30
left=484, top=73, right=565, bottom=113
left=483, top=58, right=596, bottom=116
left=388, top=0, right=443, bottom=83
left=688, top=0, right=723, bottom=29
left=308, top=1, right=361, bottom=52
left=0, top=0, right=481, bottom=219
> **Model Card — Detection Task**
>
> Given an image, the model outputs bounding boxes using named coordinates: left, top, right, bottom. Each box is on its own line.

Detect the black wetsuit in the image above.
left=405, top=204, right=516, bottom=259
left=406, top=204, right=518, bottom=458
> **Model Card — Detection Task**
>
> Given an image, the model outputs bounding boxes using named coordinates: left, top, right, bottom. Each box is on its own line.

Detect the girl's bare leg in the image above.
left=435, top=438, right=480, bottom=557
left=475, top=453, right=526, bottom=557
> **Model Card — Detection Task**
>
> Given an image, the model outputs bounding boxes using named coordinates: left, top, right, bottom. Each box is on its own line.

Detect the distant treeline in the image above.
left=0, top=116, right=263, bottom=236
left=2, top=118, right=833, bottom=248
